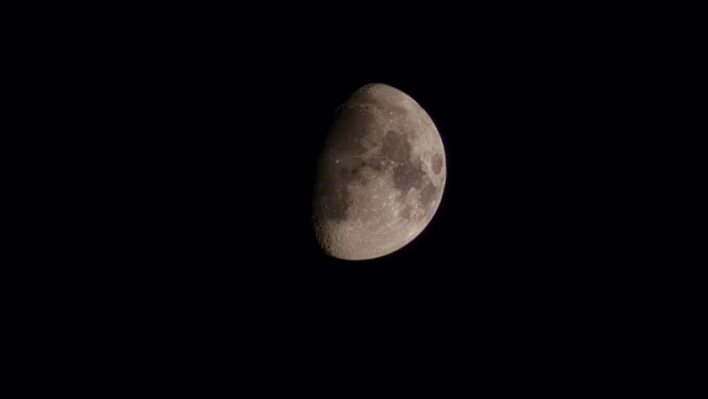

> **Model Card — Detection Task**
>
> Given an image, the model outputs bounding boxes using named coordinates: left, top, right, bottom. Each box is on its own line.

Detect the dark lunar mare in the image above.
left=317, top=179, right=350, bottom=221
left=381, top=130, right=437, bottom=210
left=315, top=107, right=376, bottom=222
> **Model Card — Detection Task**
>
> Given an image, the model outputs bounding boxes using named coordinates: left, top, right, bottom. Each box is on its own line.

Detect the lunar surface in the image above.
left=313, top=83, right=446, bottom=260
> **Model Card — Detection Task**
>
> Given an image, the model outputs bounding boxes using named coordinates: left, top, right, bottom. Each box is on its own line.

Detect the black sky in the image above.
left=25, top=6, right=681, bottom=381
left=48, top=7, right=665, bottom=340
left=101, top=13, right=651, bottom=283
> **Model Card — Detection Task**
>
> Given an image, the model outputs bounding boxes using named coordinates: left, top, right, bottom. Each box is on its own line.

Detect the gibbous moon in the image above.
left=313, top=83, right=446, bottom=260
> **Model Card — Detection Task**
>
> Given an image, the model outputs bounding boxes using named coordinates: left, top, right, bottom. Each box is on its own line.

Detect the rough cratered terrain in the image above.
left=313, top=83, right=446, bottom=260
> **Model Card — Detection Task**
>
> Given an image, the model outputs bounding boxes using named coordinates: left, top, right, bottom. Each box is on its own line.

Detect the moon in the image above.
left=313, top=83, right=446, bottom=260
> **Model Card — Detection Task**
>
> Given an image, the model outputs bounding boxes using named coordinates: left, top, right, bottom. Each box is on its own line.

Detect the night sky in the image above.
left=25, top=5, right=681, bottom=386
left=71, top=9, right=669, bottom=379
left=108, top=18, right=648, bottom=288
left=110, top=44, right=642, bottom=320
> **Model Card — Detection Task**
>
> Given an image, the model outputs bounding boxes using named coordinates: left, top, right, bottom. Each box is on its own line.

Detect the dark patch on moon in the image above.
left=420, top=180, right=437, bottom=209
left=319, top=128, right=439, bottom=224
left=320, top=162, right=372, bottom=222
left=317, top=107, right=385, bottom=223
left=348, top=161, right=371, bottom=186
left=382, top=130, right=410, bottom=163
left=319, top=157, right=389, bottom=223
left=359, top=159, right=387, bottom=173
left=366, top=154, right=388, bottom=172
left=328, top=107, right=373, bottom=157
left=431, top=153, right=443, bottom=175
left=318, top=180, right=351, bottom=221
left=393, top=162, right=425, bottom=196
left=382, top=130, right=427, bottom=196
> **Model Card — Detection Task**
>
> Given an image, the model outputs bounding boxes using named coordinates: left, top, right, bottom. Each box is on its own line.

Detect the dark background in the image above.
left=25, top=6, right=680, bottom=379
left=104, top=25, right=649, bottom=277
left=65, top=9, right=661, bottom=304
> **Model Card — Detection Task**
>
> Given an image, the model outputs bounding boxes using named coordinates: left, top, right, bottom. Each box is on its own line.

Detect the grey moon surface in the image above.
left=313, top=83, right=446, bottom=261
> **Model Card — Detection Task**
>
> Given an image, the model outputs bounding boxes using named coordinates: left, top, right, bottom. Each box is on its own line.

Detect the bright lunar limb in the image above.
left=313, top=83, right=446, bottom=261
